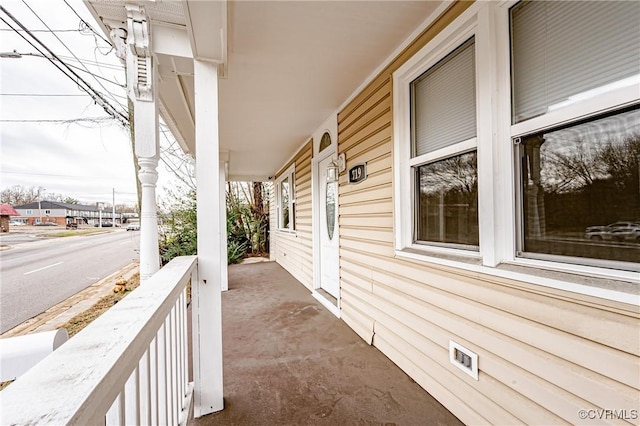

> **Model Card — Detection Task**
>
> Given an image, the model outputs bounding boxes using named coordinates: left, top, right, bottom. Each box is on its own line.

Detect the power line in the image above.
left=62, top=59, right=124, bottom=87
left=2, top=170, right=133, bottom=180
left=21, top=1, right=126, bottom=109
left=0, top=6, right=128, bottom=127
left=1, top=93, right=87, bottom=97
left=55, top=54, right=123, bottom=70
left=4, top=52, right=124, bottom=86
left=0, top=28, right=78, bottom=32
left=1, top=117, right=117, bottom=124
left=62, top=0, right=110, bottom=45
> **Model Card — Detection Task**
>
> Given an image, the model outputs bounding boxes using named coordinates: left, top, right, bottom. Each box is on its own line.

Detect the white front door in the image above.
left=317, top=154, right=340, bottom=298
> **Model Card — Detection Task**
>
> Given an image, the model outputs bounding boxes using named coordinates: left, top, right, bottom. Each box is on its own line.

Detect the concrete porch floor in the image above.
left=190, top=261, right=463, bottom=426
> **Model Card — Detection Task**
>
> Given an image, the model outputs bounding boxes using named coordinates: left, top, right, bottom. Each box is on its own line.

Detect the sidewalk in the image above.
left=1, top=262, right=139, bottom=338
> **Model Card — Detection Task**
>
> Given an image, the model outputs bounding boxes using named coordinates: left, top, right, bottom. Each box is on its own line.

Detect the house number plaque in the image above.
left=348, top=163, right=367, bottom=184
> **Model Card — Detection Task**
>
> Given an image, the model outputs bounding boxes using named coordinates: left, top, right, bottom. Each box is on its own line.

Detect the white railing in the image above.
left=0, top=256, right=198, bottom=425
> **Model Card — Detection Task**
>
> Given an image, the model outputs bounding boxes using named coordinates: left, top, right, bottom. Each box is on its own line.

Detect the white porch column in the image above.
left=193, top=59, right=224, bottom=416
left=123, top=5, right=160, bottom=281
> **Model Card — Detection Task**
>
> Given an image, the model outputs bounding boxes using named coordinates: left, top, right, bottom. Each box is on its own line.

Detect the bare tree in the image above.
left=159, top=123, right=196, bottom=192
left=0, top=185, right=44, bottom=206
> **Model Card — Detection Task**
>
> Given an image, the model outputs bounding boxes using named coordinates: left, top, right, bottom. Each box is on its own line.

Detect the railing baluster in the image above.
left=167, top=305, right=177, bottom=425
left=158, top=322, right=168, bottom=425
left=105, top=391, right=125, bottom=425
left=171, top=304, right=179, bottom=424
left=150, top=336, right=159, bottom=425
left=139, top=349, right=151, bottom=425
left=0, top=256, right=198, bottom=425
left=179, top=290, right=186, bottom=405
left=105, top=395, right=118, bottom=425
left=124, top=367, right=140, bottom=425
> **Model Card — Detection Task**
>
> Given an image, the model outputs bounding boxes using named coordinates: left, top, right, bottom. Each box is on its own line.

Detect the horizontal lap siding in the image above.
left=336, top=1, right=640, bottom=424
left=274, top=141, right=313, bottom=289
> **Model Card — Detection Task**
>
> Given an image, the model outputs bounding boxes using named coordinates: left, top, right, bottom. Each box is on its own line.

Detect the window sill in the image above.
left=395, top=249, right=639, bottom=307
left=276, top=229, right=297, bottom=236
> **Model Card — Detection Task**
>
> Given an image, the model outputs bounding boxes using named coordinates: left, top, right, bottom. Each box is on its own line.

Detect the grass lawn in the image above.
left=39, top=229, right=113, bottom=238
left=61, top=273, right=141, bottom=337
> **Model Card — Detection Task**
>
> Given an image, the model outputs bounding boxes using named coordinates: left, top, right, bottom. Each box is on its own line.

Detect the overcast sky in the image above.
left=0, top=0, right=178, bottom=206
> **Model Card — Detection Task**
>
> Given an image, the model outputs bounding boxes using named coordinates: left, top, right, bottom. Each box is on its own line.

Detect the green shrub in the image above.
left=227, top=240, right=247, bottom=265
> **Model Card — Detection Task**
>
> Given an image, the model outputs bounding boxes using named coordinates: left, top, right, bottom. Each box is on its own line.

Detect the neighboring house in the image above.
left=13, top=201, right=124, bottom=226
left=8, top=1, right=634, bottom=424
left=0, top=204, right=19, bottom=232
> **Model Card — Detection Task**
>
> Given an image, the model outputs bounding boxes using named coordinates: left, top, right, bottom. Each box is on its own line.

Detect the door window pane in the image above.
left=326, top=182, right=336, bottom=240
left=319, top=132, right=332, bottom=153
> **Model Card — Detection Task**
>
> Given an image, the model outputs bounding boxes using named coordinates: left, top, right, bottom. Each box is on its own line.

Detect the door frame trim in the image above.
left=312, top=146, right=341, bottom=318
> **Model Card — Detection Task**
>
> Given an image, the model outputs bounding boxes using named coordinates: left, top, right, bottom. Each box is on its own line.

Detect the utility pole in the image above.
left=97, top=202, right=103, bottom=227
left=38, top=188, right=42, bottom=225
left=112, top=188, right=116, bottom=226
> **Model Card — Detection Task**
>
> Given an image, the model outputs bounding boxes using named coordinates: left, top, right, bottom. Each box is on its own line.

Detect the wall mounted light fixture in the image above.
left=327, top=161, right=339, bottom=183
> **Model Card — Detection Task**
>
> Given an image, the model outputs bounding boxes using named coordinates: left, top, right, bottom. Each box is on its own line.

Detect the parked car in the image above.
left=126, top=223, right=140, bottom=231
left=610, top=226, right=640, bottom=243
left=585, top=221, right=640, bottom=241
left=9, top=220, right=25, bottom=226
left=94, top=222, right=114, bottom=227
left=35, top=222, right=58, bottom=226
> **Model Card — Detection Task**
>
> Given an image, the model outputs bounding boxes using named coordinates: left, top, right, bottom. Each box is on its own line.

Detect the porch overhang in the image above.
left=84, top=0, right=444, bottom=181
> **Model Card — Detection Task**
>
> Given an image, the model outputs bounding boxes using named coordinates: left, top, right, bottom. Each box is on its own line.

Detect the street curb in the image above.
left=1, top=262, right=140, bottom=338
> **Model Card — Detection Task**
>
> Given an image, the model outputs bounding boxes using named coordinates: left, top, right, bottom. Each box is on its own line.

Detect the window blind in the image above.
left=510, top=1, right=640, bottom=123
left=411, top=38, right=476, bottom=158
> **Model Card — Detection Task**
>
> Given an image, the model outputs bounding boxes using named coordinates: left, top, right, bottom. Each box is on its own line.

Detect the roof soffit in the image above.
left=84, top=1, right=443, bottom=180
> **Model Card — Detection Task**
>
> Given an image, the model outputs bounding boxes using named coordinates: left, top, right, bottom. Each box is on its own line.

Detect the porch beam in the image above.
left=151, top=22, right=192, bottom=58
left=193, top=59, right=224, bottom=416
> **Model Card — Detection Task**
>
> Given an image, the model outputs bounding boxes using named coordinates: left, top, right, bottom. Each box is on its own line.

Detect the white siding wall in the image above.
left=273, top=141, right=314, bottom=290
left=336, top=2, right=640, bottom=424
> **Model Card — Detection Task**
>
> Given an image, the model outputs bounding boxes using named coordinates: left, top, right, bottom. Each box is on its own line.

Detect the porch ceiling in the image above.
left=85, top=1, right=443, bottom=181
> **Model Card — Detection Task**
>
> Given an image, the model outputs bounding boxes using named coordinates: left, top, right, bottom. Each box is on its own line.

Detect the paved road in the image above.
left=0, top=229, right=140, bottom=333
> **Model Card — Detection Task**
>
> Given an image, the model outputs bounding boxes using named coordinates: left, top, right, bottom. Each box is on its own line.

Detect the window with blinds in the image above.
left=411, top=37, right=476, bottom=157
left=511, top=0, right=640, bottom=270
left=408, top=37, right=479, bottom=250
left=510, top=1, right=640, bottom=124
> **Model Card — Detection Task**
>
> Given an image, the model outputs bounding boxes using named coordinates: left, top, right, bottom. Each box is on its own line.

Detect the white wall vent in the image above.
left=449, top=340, right=478, bottom=380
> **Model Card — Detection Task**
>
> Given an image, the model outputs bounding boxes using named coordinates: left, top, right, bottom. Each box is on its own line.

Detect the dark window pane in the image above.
left=319, top=132, right=332, bottom=152
left=416, top=151, right=479, bottom=248
left=518, top=107, right=640, bottom=267
left=281, top=178, right=289, bottom=229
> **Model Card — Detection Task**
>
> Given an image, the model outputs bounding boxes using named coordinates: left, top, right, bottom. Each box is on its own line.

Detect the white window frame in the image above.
left=276, top=164, right=296, bottom=232
left=392, top=2, right=639, bottom=298
left=26, top=209, right=32, bottom=215
left=394, top=4, right=484, bottom=260
left=501, top=1, right=640, bottom=278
